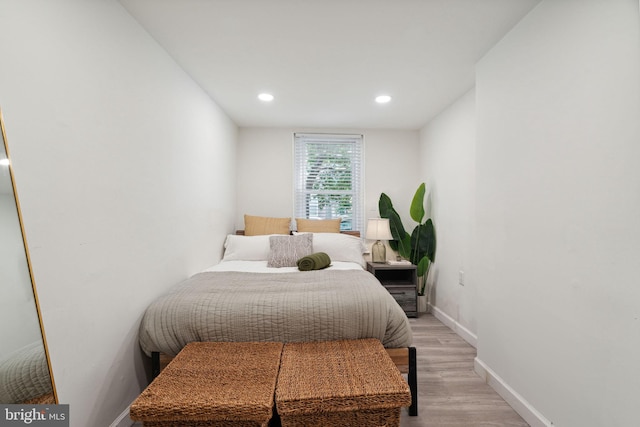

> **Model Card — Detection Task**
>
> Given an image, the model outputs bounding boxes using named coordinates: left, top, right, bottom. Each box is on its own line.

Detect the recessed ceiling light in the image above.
left=0, top=158, right=9, bottom=166
left=258, top=93, right=274, bottom=102
left=375, top=95, right=392, bottom=104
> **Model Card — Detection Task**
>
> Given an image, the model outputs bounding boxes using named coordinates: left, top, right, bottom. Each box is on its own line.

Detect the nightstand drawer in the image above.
left=386, top=288, right=417, bottom=312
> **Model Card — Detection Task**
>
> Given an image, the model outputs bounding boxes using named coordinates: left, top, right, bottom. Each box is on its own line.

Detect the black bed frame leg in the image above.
left=151, top=351, right=160, bottom=379
left=408, top=346, right=418, bottom=416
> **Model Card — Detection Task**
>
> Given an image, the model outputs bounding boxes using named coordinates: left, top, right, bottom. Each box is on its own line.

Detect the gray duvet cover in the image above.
left=139, top=269, right=413, bottom=356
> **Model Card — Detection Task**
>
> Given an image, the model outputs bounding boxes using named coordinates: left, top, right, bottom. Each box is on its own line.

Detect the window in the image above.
left=294, top=133, right=363, bottom=232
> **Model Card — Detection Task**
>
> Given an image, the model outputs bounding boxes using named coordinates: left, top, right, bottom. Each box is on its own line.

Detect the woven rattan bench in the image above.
left=275, top=339, right=412, bottom=427
left=130, top=342, right=283, bottom=427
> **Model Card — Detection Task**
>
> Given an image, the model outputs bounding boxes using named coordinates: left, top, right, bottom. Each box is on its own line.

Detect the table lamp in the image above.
left=366, top=218, right=393, bottom=263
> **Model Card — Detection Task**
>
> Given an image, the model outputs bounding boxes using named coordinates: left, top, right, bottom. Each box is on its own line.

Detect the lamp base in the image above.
left=371, top=240, right=386, bottom=263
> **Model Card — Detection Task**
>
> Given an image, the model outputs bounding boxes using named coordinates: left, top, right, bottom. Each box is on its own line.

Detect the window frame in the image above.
left=293, top=133, right=364, bottom=232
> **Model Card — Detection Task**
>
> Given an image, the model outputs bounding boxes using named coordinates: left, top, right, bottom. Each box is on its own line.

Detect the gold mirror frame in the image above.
left=0, top=108, right=57, bottom=404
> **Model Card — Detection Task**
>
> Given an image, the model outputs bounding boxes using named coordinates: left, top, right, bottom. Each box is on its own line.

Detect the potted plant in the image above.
left=379, top=183, right=436, bottom=311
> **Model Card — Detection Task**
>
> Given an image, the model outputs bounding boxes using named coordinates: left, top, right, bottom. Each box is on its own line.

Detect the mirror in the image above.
left=0, top=109, right=57, bottom=404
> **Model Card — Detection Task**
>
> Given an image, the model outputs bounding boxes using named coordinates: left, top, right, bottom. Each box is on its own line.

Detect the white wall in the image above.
left=0, top=1, right=237, bottom=426
left=418, top=89, right=477, bottom=341
left=475, top=0, right=640, bottom=426
left=236, top=127, right=420, bottom=242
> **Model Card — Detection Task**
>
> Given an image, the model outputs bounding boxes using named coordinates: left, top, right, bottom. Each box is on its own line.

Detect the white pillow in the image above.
left=222, top=234, right=271, bottom=261
left=294, top=232, right=366, bottom=266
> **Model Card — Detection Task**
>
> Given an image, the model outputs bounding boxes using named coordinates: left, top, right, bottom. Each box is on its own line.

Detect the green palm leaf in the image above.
left=409, top=183, right=425, bottom=223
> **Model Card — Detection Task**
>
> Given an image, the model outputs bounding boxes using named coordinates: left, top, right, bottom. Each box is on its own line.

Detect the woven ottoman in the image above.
left=275, top=339, right=411, bottom=427
left=130, top=342, right=284, bottom=427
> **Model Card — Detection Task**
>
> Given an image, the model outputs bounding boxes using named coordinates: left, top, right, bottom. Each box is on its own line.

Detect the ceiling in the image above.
left=120, top=0, right=540, bottom=130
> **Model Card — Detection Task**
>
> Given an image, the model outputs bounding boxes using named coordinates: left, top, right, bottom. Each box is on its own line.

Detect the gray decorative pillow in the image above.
left=267, top=234, right=313, bottom=268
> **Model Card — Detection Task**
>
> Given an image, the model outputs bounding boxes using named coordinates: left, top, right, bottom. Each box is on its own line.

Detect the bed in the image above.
left=138, top=228, right=418, bottom=415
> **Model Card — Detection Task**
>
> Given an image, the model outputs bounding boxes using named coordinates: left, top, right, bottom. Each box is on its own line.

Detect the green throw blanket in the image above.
left=297, top=252, right=331, bottom=271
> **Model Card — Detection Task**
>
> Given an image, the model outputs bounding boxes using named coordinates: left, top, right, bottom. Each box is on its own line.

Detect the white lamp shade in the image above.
left=366, top=218, right=393, bottom=240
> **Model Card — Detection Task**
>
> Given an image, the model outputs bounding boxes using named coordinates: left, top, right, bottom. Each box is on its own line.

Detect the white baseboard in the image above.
left=474, top=357, right=553, bottom=427
left=429, top=304, right=478, bottom=348
left=109, top=405, right=134, bottom=427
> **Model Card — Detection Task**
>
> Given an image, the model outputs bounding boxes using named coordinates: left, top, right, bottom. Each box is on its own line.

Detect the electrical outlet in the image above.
left=458, top=270, right=465, bottom=286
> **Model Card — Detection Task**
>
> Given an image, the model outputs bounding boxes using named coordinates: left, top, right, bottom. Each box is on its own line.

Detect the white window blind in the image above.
left=294, top=133, right=364, bottom=232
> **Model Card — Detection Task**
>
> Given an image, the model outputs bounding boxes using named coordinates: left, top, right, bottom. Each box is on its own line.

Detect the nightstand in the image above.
left=366, top=262, right=418, bottom=317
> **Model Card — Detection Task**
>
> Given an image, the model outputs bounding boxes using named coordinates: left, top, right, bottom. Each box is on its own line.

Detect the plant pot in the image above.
left=417, top=295, right=428, bottom=313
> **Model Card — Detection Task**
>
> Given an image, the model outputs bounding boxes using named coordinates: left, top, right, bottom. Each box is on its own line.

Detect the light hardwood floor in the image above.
left=132, top=313, right=528, bottom=426
left=400, top=313, right=528, bottom=426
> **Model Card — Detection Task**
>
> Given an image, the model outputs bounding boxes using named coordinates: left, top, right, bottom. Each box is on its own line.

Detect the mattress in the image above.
left=139, top=261, right=413, bottom=356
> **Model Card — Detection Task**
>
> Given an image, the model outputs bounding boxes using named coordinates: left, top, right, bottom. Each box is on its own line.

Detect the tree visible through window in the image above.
left=294, top=133, right=363, bottom=231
